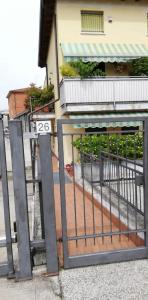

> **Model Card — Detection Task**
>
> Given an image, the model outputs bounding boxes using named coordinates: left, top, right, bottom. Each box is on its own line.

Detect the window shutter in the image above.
left=81, top=11, right=104, bottom=32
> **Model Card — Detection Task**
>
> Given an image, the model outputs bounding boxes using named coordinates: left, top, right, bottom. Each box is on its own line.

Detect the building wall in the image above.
left=46, top=13, right=64, bottom=156
left=46, top=0, right=148, bottom=162
left=48, top=0, right=148, bottom=103
left=8, top=92, right=27, bottom=118
left=56, top=0, right=148, bottom=46
left=56, top=0, right=148, bottom=75
left=8, top=94, right=16, bottom=118
left=46, top=19, right=59, bottom=100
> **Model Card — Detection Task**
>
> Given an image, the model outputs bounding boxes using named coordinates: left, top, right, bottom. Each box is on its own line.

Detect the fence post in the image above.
left=0, top=120, right=14, bottom=277
left=39, top=133, right=58, bottom=275
left=144, top=118, right=148, bottom=250
left=9, top=120, right=32, bottom=280
left=37, top=157, right=45, bottom=239
left=100, top=152, right=104, bottom=186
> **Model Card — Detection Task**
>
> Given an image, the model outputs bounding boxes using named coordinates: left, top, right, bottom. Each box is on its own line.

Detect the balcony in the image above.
left=60, top=77, right=148, bottom=113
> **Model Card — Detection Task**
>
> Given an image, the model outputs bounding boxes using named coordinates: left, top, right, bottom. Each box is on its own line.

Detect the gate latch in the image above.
left=135, top=175, right=144, bottom=186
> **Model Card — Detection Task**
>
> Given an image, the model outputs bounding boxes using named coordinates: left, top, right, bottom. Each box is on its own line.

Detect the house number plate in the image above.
left=36, top=121, right=51, bottom=134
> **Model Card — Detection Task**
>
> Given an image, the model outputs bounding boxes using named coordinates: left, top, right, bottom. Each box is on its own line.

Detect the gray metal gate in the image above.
left=1, top=115, right=148, bottom=280
left=57, top=117, right=148, bottom=269
left=0, top=118, right=14, bottom=278
left=0, top=118, right=58, bottom=280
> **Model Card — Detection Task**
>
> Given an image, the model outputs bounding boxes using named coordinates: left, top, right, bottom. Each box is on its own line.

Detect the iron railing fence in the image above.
left=81, top=151, right=144, bottom=217
left=57, top=117, right=148, bottom=269
left=1, top=114, right=148, bottom=278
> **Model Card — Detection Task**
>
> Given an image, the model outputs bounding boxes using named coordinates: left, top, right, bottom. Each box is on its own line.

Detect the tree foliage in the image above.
left=25, top=83, right=54, bottom=110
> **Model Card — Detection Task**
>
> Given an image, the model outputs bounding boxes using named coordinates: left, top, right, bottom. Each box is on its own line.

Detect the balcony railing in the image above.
left=60, top=77, right=148, bottom=113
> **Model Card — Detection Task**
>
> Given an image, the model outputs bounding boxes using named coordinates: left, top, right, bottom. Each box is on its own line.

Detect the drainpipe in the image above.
left=53, top=12, right=60, bottom=100
left=46, top=64, right=49, bottom=86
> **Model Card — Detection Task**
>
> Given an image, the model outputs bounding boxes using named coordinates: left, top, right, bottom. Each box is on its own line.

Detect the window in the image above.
left=81, top=11, right=104, bottom=33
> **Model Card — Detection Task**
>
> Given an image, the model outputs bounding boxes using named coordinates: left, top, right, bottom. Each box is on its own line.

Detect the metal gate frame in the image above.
left=0, top=119, right=59, bottom=280
left=0, top=119, right=14, bottom=278
left=57, top=117, right=148, bottom=269
left=9, top=120, right=59, bottom=280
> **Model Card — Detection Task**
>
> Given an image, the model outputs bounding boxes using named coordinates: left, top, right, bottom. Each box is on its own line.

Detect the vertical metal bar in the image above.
left=125, top=137, right=129, bottom=237
left=121, top=164, right=123, bottom=198
left=132, top=170, right=135, bottom=207
left=108, top=136, right=112, bottom=243
left=129, top=169, right=132, bottom=206
left=81, top=136, right=87, bottom=246
left=100, top=144, right=104, bottom=244
left=100, top=153, right=104, bottom=186
left=116, top=136, right=121, bottom=241
left=57, top=120, right=69, bottom=267
left=71, top=135, right=78, bottom=246
left=39, top=133, right=58, bottom=274
left=9, top=120, right=32, bottom=280
left=90, top=153, right=95, bottom=244
left=39, top=182, right=45, bottom=239
left=37, top=156, right=45, bottom=239
left=0, top=120, right=14, bottom=277
left=144, top=119, right=148, bottom=249
left=134, top=137, right=138, bottom=233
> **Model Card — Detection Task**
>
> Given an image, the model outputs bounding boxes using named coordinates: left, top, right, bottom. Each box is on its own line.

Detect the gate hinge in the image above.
left=135, top=175, right=144, bottom=186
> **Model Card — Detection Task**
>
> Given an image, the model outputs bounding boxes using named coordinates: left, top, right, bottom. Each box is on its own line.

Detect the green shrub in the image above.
left=73, top=133, right=143, bottom=160
left=60, top=63, right=79, bottom=77
left=130, top=57, right=148, bottom=76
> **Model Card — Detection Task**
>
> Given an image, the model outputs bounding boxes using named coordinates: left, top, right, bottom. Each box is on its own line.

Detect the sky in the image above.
left=0, top=0, right=45, bottom=111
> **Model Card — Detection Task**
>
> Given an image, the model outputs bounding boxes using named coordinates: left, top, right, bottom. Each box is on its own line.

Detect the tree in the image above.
left=25, top=83, right=54, bottom=110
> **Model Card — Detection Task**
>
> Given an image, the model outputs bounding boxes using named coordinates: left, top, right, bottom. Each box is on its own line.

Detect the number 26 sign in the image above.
left=36, top=121, right=51, bottom=134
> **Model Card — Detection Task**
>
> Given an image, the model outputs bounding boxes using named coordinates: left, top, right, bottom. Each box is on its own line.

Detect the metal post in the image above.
left=37, top=155, right=45, bottom=238
left=100, top=152, right=104, bottom=186
left=0, top=120, right=14, bottom=278
left=9, top=120, right=32, bottom=280
left=57, top=120, right=69, bottom=268
left=39, top=133, right=58, bottom=275
left=144, top=118, right=148, bottom=250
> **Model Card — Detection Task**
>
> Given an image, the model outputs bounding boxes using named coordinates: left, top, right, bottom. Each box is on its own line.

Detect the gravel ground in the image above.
left=0, top=266, right=61, bottom=300
left=60, top=260, right=148, bottom=300
left=1, top=260, right=148, bottom=299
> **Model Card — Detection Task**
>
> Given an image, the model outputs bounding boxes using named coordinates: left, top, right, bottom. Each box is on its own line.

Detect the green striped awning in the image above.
left=69, top=112, right=148, bottom=128
left=61, top=43, right=148, bottom=63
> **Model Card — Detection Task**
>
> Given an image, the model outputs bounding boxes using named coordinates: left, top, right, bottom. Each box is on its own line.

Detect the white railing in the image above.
left=60, top=77, right=148, bottom=106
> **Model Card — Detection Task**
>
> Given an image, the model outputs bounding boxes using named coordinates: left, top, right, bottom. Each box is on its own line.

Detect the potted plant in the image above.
left=65, top=162, right=74, bottom=176
left=60, top=60, right=106, bottom=79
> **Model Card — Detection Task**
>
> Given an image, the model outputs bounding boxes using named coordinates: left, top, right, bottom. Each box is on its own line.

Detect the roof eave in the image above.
left=38, top=0, right=56, bottom=68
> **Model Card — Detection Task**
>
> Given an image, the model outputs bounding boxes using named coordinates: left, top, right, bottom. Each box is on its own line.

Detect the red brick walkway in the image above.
left=52, top=156, right=144, bottom=266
